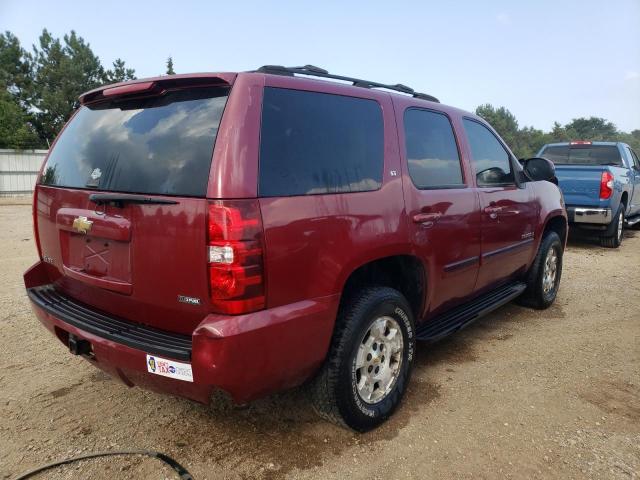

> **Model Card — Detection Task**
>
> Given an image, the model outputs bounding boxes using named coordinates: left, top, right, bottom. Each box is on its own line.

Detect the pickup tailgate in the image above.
left=33, top=82, right=231, bottom=335
left=554, top=165, right=606, bottom=207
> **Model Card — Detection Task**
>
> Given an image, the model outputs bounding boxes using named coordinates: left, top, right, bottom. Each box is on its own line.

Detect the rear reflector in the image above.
left=599, top=171, right=614, bottom=199
left=207, top=200, right=265, bottom=314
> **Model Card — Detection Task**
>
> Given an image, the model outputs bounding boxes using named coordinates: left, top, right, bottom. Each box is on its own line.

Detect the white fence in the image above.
left=0, top=149, right=48, bottom=197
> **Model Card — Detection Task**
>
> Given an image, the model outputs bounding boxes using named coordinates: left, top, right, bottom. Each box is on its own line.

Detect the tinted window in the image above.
left=404, top=109, right=463, bottom=188
left=540, top=145, right=623, bottom=166
left=463, top=119, right=514, bottom=186
left=540, top=145, right=569, bottom=164
left=259, top=87, right=383, bottom=197
left=41, top=87, right=229, bottom=197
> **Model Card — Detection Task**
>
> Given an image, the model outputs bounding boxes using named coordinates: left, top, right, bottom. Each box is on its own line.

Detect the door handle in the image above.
left=412, top=212, right=442, bottom=226
left=483, top=206, right=503, bottom=219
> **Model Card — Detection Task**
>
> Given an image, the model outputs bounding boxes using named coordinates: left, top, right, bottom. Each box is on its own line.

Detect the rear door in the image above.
left=399, top=107, right=481, bottom=315
left=35, top=84, right=230, bottom=335
left=461, top=118, right=537, bottom=291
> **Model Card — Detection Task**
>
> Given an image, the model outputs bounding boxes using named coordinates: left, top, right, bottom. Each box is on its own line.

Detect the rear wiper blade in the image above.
left=89, top=193, right=179, bottom=208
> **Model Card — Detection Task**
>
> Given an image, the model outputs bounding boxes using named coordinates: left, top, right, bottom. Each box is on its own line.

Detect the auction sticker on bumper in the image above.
left=146, top=355, right=193, bottom=382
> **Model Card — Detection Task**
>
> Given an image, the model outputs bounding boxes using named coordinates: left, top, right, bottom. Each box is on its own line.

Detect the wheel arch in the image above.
left=542, top=213, right=568, bottom=246
left=620, top=191, right=628, bottom=212
left=338, top=254, right=427, bottom=321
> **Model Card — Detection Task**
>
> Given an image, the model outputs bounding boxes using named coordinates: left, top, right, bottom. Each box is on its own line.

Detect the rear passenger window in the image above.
left=404, top=109, right=463, bottom=188
left=259, top=87, right=383, bottom=197
left=463, top=118, right=514, bottom=186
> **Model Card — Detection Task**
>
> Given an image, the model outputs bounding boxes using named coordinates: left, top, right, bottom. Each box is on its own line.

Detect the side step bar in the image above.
left=416, top=281, right=526, bottom=342
left=625, top=215, right=640, bottom=227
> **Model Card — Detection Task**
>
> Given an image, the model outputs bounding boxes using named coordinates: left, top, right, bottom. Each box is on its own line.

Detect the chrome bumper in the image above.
left=568, top=207, right=612, bottom=225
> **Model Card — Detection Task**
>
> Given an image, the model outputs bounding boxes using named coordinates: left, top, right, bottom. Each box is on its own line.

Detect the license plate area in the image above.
left=63, top=232, right=131, bottom=281
left=56, top=208, right=133, bottom=294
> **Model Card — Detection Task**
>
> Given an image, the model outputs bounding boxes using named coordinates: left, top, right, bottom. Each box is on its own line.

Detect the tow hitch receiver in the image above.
left=68, top=333, right=92, bottom=356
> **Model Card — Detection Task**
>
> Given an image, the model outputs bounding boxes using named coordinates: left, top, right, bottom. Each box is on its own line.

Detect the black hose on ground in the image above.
left=14, top=449, right=193, bottom=480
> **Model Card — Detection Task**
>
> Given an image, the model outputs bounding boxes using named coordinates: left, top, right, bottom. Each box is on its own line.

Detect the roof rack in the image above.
left=255, top=65, right=439, bottom=103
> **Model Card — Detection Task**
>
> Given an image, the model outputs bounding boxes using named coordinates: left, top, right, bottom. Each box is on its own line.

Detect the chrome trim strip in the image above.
left=444, top=256, right=480, bottom=273
left=482, top=238, right=535, bottom=260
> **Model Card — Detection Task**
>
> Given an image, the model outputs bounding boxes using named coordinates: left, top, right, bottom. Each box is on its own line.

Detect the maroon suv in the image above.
left=24, top=65, right=567, bottom=431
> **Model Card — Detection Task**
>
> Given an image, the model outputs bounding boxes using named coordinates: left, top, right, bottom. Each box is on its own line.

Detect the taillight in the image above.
left=599, top=171, right=614, bottom=199
left=207, top=200, right=265, bottom=314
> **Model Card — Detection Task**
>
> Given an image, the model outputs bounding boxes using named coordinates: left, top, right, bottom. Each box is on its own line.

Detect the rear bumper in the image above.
left=24, top=261, right=338, bottom=404
left=567, top=206, right=612, bottom=225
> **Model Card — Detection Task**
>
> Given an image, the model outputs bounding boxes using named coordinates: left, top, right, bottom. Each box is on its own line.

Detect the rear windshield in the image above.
left=541, top=145, right=623, bottom=166
left=40, top=87, right=229, bottom=197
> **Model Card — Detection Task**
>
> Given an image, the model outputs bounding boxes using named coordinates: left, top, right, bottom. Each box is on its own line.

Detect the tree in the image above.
left=476, top=104, right=520, bottom=146
left=475, top=104, right=544, bottom=158
left=0, top=89, right=40, bottom=149
left=564, top=117, right=618, bottom=140
left=105, top=58, right=136, bottom=83
left=0, top=32, right=39, bottom=148
left=517, top=126, right=551, bottom=158
left=0, top=31, right=32, bottom=104
left=166, top=56, right=175, bottom=75
left=28, top=30, right=106, bottom=143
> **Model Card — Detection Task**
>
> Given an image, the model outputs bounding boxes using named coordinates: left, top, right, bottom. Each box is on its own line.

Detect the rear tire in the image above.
left=601, top=206, right=624, bottom=248
left=310, top=286, right=415, bottom=432
left=518, top=231, right=563, bottom=310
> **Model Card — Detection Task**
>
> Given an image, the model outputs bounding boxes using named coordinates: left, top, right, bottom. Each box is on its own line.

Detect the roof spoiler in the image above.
left=79, top=73, right=236, bottom=105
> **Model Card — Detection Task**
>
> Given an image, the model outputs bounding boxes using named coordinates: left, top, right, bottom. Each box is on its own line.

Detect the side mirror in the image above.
left=522, top=157, right=556, bottom=182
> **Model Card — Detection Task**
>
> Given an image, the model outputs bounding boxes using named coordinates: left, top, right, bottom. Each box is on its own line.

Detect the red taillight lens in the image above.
left=207, top=200, right=265, bottom=314
left=599, top=171, right=614, bottom=199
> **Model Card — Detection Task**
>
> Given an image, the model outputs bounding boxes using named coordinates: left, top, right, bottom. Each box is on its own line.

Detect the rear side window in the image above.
left=463, top=118, right=514, bottom=186
left=541, top=145, right=623, bottom=166
left=404, top=108, right=463, bottom=188
left=259, top=87, right=383, bottom=197
left=40, top=87, right=229, bottom=197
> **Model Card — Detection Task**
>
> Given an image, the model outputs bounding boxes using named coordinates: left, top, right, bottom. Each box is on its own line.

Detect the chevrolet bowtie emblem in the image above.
left=72, top=216, right=93, bottom=234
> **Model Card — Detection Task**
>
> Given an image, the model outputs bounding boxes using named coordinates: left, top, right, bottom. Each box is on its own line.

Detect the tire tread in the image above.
left=310, top=286, right=411, bottom=430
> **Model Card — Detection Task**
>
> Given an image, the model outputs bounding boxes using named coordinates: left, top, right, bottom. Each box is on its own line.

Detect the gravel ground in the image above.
left=1, top=202, right=638, bottom=480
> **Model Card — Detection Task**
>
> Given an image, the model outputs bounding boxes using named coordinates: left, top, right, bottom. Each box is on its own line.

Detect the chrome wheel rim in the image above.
left=354, top=316, right=404, bottom=404
left=542, top=247, right=558, bottom=294
left=617, top=213, right=624, bottom=242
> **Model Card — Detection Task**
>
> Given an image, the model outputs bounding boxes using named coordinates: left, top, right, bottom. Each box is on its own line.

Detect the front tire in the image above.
left=600, top=206, right=624, bottom=248
left=310, top=287, right=415, bottom=432
left=518, top=231, right=563, bottom=309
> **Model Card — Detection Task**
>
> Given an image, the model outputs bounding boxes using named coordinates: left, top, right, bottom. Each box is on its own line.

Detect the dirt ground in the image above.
left=1, top=202, right=638, bottom=480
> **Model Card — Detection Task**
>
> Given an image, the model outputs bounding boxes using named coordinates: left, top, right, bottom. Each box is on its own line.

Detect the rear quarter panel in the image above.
left=256, top=77, right=410, bottom=308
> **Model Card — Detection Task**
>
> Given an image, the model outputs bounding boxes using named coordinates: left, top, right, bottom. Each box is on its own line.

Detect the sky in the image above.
left=2, top=0, right=639, bottom=132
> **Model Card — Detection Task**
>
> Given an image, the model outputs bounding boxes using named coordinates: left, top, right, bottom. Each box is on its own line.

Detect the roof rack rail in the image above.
left=255, top=65, right=439, bottom=103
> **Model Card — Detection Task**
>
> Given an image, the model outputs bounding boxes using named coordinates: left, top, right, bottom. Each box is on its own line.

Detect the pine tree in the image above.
left=166, top=56, right=175, bottom=75
left=105, top=58, right=136, bottom=83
